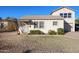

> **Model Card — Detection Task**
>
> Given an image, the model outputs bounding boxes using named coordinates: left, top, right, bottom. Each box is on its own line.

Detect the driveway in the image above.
left=65, top=32, right=79, bottom=39
left=0, top=32, right=18, bottom=40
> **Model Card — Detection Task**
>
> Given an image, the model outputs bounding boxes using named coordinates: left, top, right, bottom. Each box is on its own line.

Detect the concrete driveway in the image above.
left=65, top=32, right=79, bottom=39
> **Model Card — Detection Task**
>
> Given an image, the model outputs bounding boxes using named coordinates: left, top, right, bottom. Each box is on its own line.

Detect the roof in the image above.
left=50, top=7, right=75, bottom=15
left=20, top=15, right=64, bottom=21
left=0, top=20, right=16, bottom=22
left=0, top=20, right=8, bottom=22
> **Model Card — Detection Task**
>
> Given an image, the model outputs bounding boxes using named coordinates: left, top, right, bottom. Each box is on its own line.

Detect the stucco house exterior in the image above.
left=0, top=20, right=17, bottom=32
left=0, top=20, right=8, bottom=31
left=19, top=7, right=75, bottom=33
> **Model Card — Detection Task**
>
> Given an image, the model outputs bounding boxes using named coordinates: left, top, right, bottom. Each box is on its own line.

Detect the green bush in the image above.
left=29, top=30, right=45, bottom=35
left=48, top=30, right=57, bottom=35
left=57, top=28, right=64, bottom=35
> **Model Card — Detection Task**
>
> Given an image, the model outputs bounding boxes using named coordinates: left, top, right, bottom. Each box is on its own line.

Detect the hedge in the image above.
left=29, top=30, right=45, bottom=35
left=57, top=28, right=64, bottom=35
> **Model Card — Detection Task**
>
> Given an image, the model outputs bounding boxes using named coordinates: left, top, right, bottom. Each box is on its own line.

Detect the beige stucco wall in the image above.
left=51, top=8, right=75, bottom=32
left=29, top=20, right=64, bottom=33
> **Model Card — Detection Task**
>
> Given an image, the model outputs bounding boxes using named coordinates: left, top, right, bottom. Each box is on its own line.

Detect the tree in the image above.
left=5, top=17, right=11, bottom=20
left=0, top=17, right=2, bottom=20
left=75, top=19, right=79, bottom=24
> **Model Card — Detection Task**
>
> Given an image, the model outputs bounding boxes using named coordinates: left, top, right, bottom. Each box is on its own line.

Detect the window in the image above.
left=60, top=13, right=63, bottom=17
left=53, top=21, right=58, bottom=26
left=39, top=21, right=44, bottom=28
left=64, top=13, right=67, bottom=18
left=60, top=13, right=72, bottom=18
left=68, top=13, right=71, bottom=18
left=34, top=22, right=38, bottom=28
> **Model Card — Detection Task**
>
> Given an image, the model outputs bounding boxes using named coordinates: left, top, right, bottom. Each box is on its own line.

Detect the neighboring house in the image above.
left=0, top=20, right=8, bottom=31
left=0, top=20, right=17, bottom=31
left=19, top=7, right=75, bottom=33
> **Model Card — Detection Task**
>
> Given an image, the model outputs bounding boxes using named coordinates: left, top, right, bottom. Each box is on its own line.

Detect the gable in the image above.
left=51, top=7, right=75, bottom=15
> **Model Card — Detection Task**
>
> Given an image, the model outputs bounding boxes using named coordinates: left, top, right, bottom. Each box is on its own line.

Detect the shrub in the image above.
left=29, top=30, right=45, bottom=35
left=57, top=28, right=64, bottom=35
left=48, top=30, right=57, bottom=35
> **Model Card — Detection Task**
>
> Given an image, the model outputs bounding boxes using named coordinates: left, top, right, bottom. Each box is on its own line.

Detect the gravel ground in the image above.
left=0, top=32, right=79, bottom=53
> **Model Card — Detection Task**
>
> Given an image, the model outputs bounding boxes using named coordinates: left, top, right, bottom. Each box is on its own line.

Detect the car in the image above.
left=75, top=24, right=79, bottom=31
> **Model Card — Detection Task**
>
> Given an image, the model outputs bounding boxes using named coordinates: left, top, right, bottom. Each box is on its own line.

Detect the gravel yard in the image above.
left=0, top=32, right=79, bottom=53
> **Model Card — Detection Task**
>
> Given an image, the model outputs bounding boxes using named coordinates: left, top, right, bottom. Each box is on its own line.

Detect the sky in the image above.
left=0, top=6, right=79, bottom=19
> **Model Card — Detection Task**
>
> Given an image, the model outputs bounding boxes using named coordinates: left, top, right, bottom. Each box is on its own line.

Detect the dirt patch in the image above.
left=0, top=32, right=79, bottom=53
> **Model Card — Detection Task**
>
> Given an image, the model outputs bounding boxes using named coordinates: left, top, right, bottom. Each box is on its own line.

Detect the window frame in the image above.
left=53, top=21, right=58, bottom=26
left=39, top=21, right=44, bottom=28
left=34, top=21, right=38, bottom=28
left=60, top=13, right=63, bottom=17
left=68, top=13, right=72, bottom=18
left=60, top=13, right=72, bottom=18
left=64, top=13, right=67, bottom=18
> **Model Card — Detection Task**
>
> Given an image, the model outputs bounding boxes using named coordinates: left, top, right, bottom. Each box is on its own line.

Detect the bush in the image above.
left=29, top=30, right=45, bottom=35
left=57, top=28, right=64, bottom=35
left=48, top=30, right=57, bottom=35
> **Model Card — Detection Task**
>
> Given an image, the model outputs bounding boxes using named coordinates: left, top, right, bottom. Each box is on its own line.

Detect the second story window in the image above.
left=68, top=13, right=71, bottom=18
left=60, top=13, right=72, bottom=18
left=60, top=13, right=63, bottom=17
left=64, top=13, right=67, bottom=18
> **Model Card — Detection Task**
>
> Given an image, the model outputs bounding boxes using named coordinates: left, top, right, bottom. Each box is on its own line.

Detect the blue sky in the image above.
left=0, top=6, right=79, bottom=19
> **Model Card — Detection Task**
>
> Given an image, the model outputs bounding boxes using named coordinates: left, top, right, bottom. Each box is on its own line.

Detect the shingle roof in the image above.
left=20, top=15, right=64, bottom=21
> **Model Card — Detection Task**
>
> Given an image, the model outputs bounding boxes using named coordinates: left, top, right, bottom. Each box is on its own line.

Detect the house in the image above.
left=0, top=20, right=8, bottom=31
left=19, top=7, right=75, bottom=34
left=0, top=20, right=17, bottom=32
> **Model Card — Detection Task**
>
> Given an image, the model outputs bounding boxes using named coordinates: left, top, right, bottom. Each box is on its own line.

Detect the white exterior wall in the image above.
left=51, top=8, right=75, bottom=32
left=29, top=20, right=64, bottom=33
